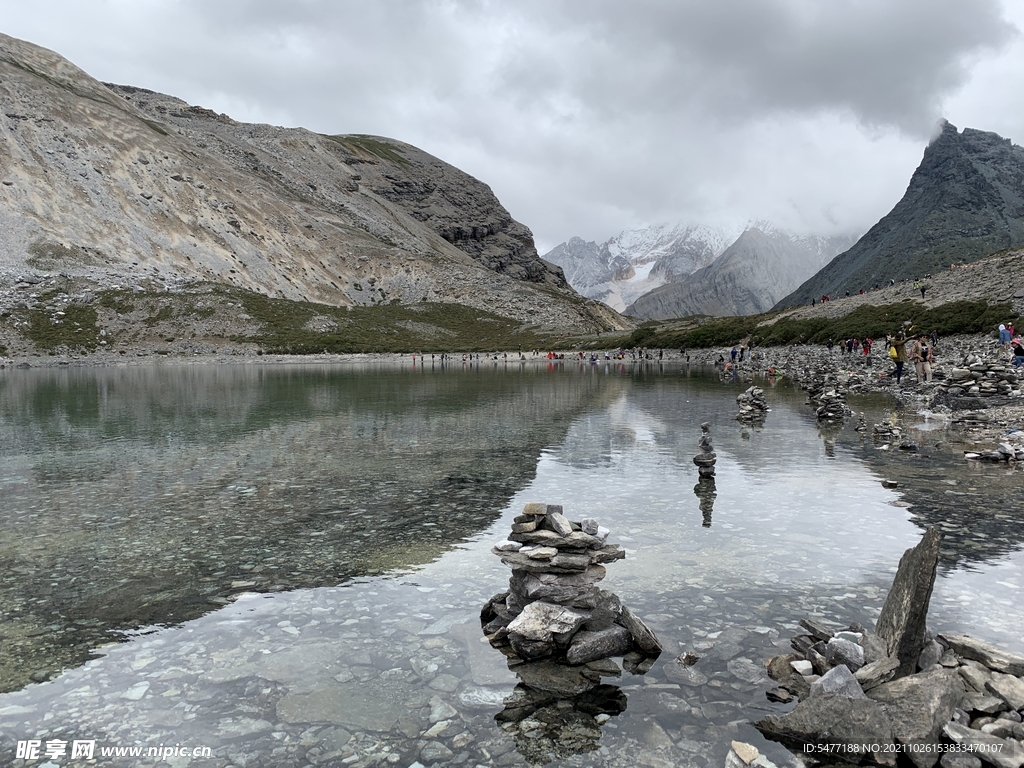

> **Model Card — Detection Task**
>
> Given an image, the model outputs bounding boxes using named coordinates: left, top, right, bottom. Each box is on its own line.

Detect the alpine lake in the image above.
left=0, top=359, right=1022, bottom=768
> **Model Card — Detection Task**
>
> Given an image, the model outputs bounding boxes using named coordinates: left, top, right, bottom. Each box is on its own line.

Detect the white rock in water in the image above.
left=494, top=539, right=522, bottom=551
left=596, top=526, right=610, bottom=543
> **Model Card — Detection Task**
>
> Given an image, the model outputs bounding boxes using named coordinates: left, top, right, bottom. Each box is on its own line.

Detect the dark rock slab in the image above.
left=618, top=605, right=662, bottom=654
left=513, top=660, right=599, bottom=696
left=939, top=634, right=1024, bottom=676
left=509, top=567, right=606, bottom=602
left=566, top=626, right=632, bottom=665
left=855, top=656, right=900, bottom=692
left=756, top=694, right=896, bottom=765
left=986, top=671, right=1024, bottom=711
left=876, top=528, right=942, bottom=678
left=868, top=667, right=964, bottom=768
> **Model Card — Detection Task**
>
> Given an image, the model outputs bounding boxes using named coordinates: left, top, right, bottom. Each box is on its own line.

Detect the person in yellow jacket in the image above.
left=888, top=332, right=908, bottom=384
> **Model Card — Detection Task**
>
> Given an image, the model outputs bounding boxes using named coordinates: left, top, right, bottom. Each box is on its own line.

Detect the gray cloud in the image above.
left=3, top=0, right=1020, bottom=252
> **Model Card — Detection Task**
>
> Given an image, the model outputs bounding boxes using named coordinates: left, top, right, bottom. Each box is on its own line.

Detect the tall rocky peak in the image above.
left=0, top=33, right=623, bottom=331
left=777, top=120, right=1024, bottom=308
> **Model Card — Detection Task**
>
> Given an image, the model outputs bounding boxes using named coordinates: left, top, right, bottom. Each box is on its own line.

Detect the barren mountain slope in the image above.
left=0, top=32, right=626, bottom=333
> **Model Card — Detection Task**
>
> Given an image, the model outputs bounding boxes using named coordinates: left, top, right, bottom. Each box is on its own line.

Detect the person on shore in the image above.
left=862, top=337, right=872, bottom=366
left=888, top=333, right=907, bottom=384
left=910, top=335, right=933, bottom=383
left=999, top=324, right=1012, bottom=350
left=1013, top=339, right=1024, bottom=368
left=930, top=330, right=938, bottom=348
left=826, top=338, right=834, bottom=353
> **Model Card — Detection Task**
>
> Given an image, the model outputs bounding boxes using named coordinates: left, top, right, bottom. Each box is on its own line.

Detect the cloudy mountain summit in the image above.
left=543, top=223, right=741, bottom=312
left=625, top=226, right=856, bottom=319
left=545, top=221, right=854, bottom=319
left=777, top=120, right=1024, bottom=308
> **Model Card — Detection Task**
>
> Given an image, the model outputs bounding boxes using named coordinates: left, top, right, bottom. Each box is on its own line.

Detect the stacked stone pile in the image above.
left=934, top=354, right=1021, bottom=408
left=693, top=422, right=717, bottom=478
left=757, top=528, right=1024, bottom=767
left=482, top=503, right=662, bottom=675
left=814, top=386, right=853, bottom=422
left=735, top=386, right=770, bottom=423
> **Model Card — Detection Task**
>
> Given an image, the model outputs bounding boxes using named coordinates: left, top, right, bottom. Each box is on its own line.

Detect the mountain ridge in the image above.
left=777, top=120, right=1024, bottom=308
left=0, top=32, right=627, bottom=336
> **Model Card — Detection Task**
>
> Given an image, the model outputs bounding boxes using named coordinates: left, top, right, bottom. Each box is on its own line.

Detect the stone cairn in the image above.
left=756, top=527, right=1024, bottom=765
left=482, top=503, right=662, bottom=673
left=735, top=385, right=770, bottom=423
left=692, top=422, right=718, bottom=526
left=937, top=353, right=1020, bottom=403
left=693, top=422, right=717, bottom=478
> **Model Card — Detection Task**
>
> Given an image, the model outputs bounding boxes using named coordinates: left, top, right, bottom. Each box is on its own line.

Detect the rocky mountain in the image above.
left=626, top=226, right=856, bottom=319
left=543, top=223, right=738, bottom=312
left=777, top=121, right=1024, bottom=308
left=0, top=32, right=626, bottom=334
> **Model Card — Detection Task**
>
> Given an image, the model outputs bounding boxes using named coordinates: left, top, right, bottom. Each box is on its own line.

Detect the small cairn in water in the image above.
left=693, top=422, right=717, bottom=478
left=735, top=385, right=769, bottom=423
left=812, top=385, right=852, bottom=423
left=482, top=503, right=662, bottom=674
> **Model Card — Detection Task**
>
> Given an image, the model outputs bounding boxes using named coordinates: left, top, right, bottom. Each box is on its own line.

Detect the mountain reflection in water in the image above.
left=0, top=361, right=1021, bottom=768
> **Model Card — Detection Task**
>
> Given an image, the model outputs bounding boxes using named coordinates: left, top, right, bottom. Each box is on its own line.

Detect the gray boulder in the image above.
left=809, top=664, right=866, bottom=699
left=618, top=605, right=662, bottom=654
left=868, top=666, right=965, bottom=768
left=507, top=601, right=587, bottom=643
left=565, top=626, right=632, bottom=665
left=756, top=694, right=895, bottom=765
left=826, top=637, right=866, bottom=671
left=876, top=527, right=942, bottom=678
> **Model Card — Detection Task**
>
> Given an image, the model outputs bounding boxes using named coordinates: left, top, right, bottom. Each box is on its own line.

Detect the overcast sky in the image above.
left=5, top=0, right=1023, bottom=253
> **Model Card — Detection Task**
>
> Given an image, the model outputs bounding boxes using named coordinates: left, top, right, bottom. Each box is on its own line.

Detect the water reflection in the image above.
left=0, top=364, right=624, bottom=692
left=0, top=364, right=1021, bottom=768
left=694, top=478, right=717, bottom=527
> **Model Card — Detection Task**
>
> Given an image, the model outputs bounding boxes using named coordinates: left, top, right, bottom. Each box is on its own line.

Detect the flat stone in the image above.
left=940, top=634, right=1024, bottom=676
left=876, top=527, right=942, bottom=677
left=756, top=694, right=895, bottom=763
left=986, top=671, right=1024, bottom=711
left=618, top=605, right=662, bottom=654
left=868, top=666, right=964, bottom=768
left=507, top=601, right=587, bottom=643
left=509, top=567, right=607, bottom=603
left=493, top=539, right=522, bottom=552
left=855, top=656, right=900, bottom=691
left=963, top=693, right=1007, bottom=715
left=958, top=663, right=991, bottom=692
left=939, top=753, right=982, bottom=768
left=510, top=521, right=538, bottom=533
left=809, top=664, right=866, bottom=699
left=799, top=618, right=836, bottom=642
left=730, top=741, right=760, bottom=765
left=513, top=659, right=598, bottom=696
left=590, top=544, right=626, bottom=564
left=521, top=502, right=548, bottom=517
left=566, top=625, right=632, bottom=665
left=943, top=722, right=1024, bottom=768
left=525, top=546, right=558, bottom=560
left=498, top=550, right=592, bottom=573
